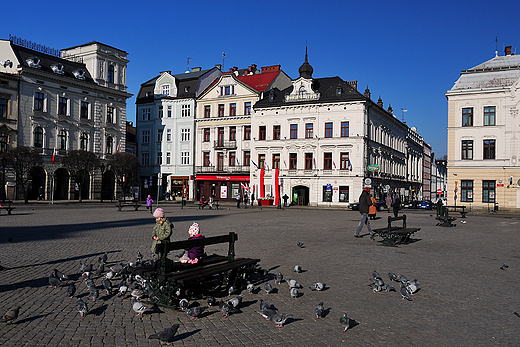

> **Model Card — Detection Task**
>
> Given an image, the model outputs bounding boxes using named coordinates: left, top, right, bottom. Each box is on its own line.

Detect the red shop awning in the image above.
left=195, top=175, right=250, bottom=182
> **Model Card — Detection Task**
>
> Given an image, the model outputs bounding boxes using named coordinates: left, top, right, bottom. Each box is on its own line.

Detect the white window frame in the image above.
left=181, top=104, right=191, bottom=117
left=167, top=105, right=172, bottom=118
left=167, top=129, right=171, bottom=142
left=181, top=151, right=190, bottom=165
left=34, top=91, right=48, bottom=112
left=161, top=84, right=170, bottom=96
left=166, top=152, right=171, bottom=164
left=181, top=128, right=190, bottom=142
left=57, top=95, right=70, bottom=116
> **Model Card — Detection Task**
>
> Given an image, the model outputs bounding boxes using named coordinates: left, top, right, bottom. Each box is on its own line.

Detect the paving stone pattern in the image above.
left=0, top=203, right=518, bottom=346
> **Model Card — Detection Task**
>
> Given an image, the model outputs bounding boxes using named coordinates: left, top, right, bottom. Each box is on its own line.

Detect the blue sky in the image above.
left=4, top=0, right=520, bottom=156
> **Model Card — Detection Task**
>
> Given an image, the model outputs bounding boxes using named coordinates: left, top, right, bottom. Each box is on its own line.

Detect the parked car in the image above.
left=402, top=200, right=419, bottom=209
left=418, top=200, right=433, bottom=209
left=349, top=201, right=386, bottom=211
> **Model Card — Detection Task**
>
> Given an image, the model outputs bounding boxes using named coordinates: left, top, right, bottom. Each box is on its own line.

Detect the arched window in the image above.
left=299, top=86, right=306, bottom=97
left=34, top=127, right=43, bottom=148
left=80, top=133, right=88, bottom=151
left=58, top=130, right=67, bottom=150
left=108, top=65, right=115, bottom=83
left=106, top=136, right=113, bottom=154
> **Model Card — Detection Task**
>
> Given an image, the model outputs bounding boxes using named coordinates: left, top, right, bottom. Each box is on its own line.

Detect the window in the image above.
left=34, top=92, right=44, bottom=111
left=305, top=153, right=313, bottom=170
left=58, top=130, right=67, bottom=150
left=161, top=85, right=170, bottom=96
left=258, top=154, right=265, bottom=169
left=339, top=186, right=349, bottom=202
left=33, top=127, right=43, bottom=148
left=341, top=121, right=349, bottom=137
left=221, top=85, right=234, bottom=95
left=273, top=125, right=281, bottom=140
left=323, top=186, right=332, bottom=202
left=229, top=151, right=236, bottom=167
left=203, top=152, right=210, bottom=166
left=340, top=152, right=350, bottom=170
left=305, top=123, right=313, bottom=138
left=217, top=127, right=224, bottom=146
left=166, top=129, right=171, bottom=142
left=483, top=139, right=495, bottom=159
left=158, top=106, right=163, bottom=119
left=107, top=65, right=114, bottom=83
left=229, top=126, right=236, bottom=141
left=58, top=96, right=68, bottom=116
left=0, top=98, right=7, bottom=118
left=462, top=108, right=473, bottom=126
left=461, top=140, right=473, bottom=160
left=461, top=180, right=473, bottom=202
left=272, top=153, right=280, bottom=169
left=259, top=126, right=266, bottom=141
left=141, top=152, right=149, bottom=166
left=203, top=128, right=210, bottom=142
left=290, top=124, right=298, bottom=139
left=142, top=130, right=150, bottom=144
left=80, top=101, right=89, bottom=119
left=167, top=106, right=172, bottom=118
left=182, top=104, right=191, bottom=117
left=157, top=152, right=162, bottom=165
left=80, top=133, right=88, bottom=150
left=181, top=128, right=190, bottom=142
left=289, top=153, right=297, bottom=170
left=107, top=106, right=114, bottom=123
left=142, top=108, right=150, bottom=120
left=482, top=180, right=495, bottom=203
left=181, top=151, right=189, bottom=165
left=324, top=152, right=332, bottom=170
left=244, top=125, right=251, bottom=140
left=204, top=105, right=211, bottom=118
left=484, top=106, right=495, bottom=126
left=157, top=129, right=163, bottom=142
left=217, top=152, right=224, bottom=170
left=325, top=122, right=333, bottom=138
left=244, top=102, right=251, bottom=115
left=218, top=104, right=225, bottom=117
left=229, top=103, right=236, bottom=116
left=166, top=152, right=171, bottom=165
left=106, top=136, right=113, bottom=154
left=243, top=151, right=250, bottom=166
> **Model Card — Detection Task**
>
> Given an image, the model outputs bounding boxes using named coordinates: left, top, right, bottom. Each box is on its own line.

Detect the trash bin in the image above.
left=493, top=202, right=499, bottom=211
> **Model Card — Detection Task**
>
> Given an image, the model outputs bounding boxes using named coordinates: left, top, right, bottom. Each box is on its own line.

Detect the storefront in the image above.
left=170, top=176, right=189, bottom=199
left=195, top=174, right=250, bottom=202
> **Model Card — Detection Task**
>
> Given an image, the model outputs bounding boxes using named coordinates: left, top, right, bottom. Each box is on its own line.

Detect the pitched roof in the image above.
left=237, top=71, right=280, bottom=92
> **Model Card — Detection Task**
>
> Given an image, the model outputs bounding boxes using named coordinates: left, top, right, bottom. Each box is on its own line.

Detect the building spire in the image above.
left=298, top=44, right=314, bottom=79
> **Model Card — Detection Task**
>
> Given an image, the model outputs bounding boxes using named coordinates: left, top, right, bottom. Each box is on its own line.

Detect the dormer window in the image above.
left=51, top=63, right=64, bottom=75
left=26, top=56, right=41, bottom=69
left=184, top=86, right=190, bottom=93
left=73, top=69, right=86, bottom=80
left=161, top=84, right=170, bottom=96
left=336, top=85, right=343, bottom=96
left=220, top=85, right=234, bottom=95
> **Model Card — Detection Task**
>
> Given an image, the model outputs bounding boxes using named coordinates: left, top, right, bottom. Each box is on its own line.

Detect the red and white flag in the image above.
left=52, top=148, right=56, bottom=164
left=271, top=169, right=279, bottom=203
left=259, top=169, right=265, bottom=198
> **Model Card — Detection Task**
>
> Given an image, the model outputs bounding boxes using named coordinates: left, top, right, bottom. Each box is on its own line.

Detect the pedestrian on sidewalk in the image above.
left=386, top=195, right=392, bottom=213
left=146, top=195, right=155, bottom=214
left=369, top=194, right=377, bottom=220
left=354, top=187, right=374, bottom=239
left=392, top=194, right=401, bottom=218
left=236, top=193, right=241, bottom=209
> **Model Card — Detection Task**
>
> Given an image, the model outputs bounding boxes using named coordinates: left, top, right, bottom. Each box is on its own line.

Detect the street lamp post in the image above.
left=100, top=163, right=105, bottom=203
left=1, top=157, right=6, bottom=203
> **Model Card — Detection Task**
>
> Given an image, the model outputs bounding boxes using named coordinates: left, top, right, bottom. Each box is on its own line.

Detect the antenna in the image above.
left=222, top=52, right=226, bottom=71
left=401, top=108, right=408, bottom=122
left=186, top=57, right=194, bottom=72
left=495, top=36, right=498, bottom=57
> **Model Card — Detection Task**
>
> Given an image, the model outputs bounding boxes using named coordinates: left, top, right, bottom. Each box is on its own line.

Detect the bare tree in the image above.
left=1, top=147, right=44, bottom=204
left=61, top=150, right=100, bottom=202
left=107, top=152, right=140, bottom=200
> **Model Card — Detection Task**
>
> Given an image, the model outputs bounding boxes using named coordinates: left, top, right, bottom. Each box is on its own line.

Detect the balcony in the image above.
left=196, top=165, right=251, bottom=174
left=213, top=140, right=237, bottom=150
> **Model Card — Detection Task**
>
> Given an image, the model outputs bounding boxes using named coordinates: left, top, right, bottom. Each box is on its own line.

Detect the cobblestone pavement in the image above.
left=0, top=202, right=518, bottom=346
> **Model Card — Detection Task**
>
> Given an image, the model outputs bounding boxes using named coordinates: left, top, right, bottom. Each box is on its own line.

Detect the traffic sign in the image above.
left=437, top=189, right=442, bottom=194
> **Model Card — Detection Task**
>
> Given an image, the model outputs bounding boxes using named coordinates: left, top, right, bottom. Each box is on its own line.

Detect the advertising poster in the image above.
left=220, top=186, right=227, bottom=199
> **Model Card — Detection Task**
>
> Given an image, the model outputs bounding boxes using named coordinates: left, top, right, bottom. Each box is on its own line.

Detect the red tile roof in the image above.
left=237, top=71, right=279, bottom=92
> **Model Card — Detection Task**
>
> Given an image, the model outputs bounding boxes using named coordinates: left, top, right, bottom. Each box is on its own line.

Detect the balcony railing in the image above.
left=196, top=165, right=251, bottom=174
left=213, top=140, right=237, bottom=149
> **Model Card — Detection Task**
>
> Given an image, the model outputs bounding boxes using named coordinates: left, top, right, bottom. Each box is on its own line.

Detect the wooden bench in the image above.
left=115, top=199, right=141, bottom=211
left=137, top=232, right=260, bottom=305
left=0, top=201, right=15, bottom=215
left=371, top=215, right=421, bottom=246
left=198, top=201, right=209, bottom=209
left=435, top=205, right=457, bottom=227
left=445, top=205, right=468, bottom=218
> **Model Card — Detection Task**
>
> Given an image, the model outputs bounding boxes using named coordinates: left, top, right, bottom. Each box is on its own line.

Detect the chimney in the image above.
left=505, top=46, right=512, bottom=56
left=191, top=67, right=202, bottom=72
left=215, top=64, right=222, bottom=70
left=346, top=80, right=357, bottom=90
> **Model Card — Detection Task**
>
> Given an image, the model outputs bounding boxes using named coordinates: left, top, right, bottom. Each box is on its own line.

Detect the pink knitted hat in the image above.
left=153, top=208, right=165, bottom=218
left=188, top=223, right=200, bottom=236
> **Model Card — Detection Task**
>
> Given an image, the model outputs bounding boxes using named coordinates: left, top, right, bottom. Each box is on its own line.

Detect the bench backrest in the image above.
left=155, top=232, right=238, bottom=260
left=387, top=214, right=406, bottom=230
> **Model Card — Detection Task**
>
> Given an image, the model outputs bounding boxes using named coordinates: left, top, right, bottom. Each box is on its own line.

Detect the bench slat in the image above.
left=173, top=258, right=260, bottom=284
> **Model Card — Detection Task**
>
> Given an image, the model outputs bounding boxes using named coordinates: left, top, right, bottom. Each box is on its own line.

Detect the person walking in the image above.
left=354, top=187, right=374, bottom=239
left=392, top=194, right=401, bottom=217
left=236, top=193, right=241, bottom=209
left=385, top=195, right=392, bottom=213
left=369, top=194, right=378, bottom=220
left=146, top=195, right=155, bottom=214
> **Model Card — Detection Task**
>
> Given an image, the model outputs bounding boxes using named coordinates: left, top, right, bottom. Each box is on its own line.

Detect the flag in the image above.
left=313, top=158, right=316, bottom=169
left=271, top=169, right=279, bottom=204
left=283, top=159, right=287, bottom=167
left=264, top=161, right=269, bottom=171
left=52, top=148, right=56, bottom=164
left=116, top=145, right=120, bottom=152
left=259, top=169, right=265, bottom=198
left=333, top=161, right=336, bottom=169
left=347, top=158, right=352, bottom=171
left=251, top=160, right=259, bottom=169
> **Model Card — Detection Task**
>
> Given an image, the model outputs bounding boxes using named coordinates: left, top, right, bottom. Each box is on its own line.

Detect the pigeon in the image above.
left=259, top=299, right=269, bottom=312
left=383, top=282, right=396, bottom=292
left=131, top=297, right=154, bottom=316
left=148, top=324, right=179, bottom=344
left=405, top=279, right=420, bottom=294
left=79, top=262, right=92, bottom=273
left=99, top=252, right=108, bottom=264
left=218, top=299, right=232, bottom=317
left=270, top=312, right=292, bottom=327
left=85, top=278, right=95, bottom=289
left=287, top=279, right=301, bottom=289
left=290, top=287, right=299, bottom=299
left=228, top=286, right=236, bottom=296
left=1, top=306, right=20, bottom=324
left=264, top=283, right=273, bottom=294
left=297, top=242, right=305, bottom=248
left=94, top=263, right=105, bottom=276
left=500, top=263, right=509, bottom=270
left=117, top=280, right=128, bottom=298
left=82, top=272, right=91, bottom=280
left=275, top=272, right=284, bottom=284
left=77, top=298, right=88, bottom=317
left=398, top=275, right=409, bottom=283
left=257, top=308, right=277, bottom=320
left=388, top=273, right=399, bottom=282
left=103, top=279, right=113, bottom=295
left=461, top=220, right=467, bottom=224
left=372, top=270, right=382, bottom=280
left=247, top=282, right=254, bottom=294
left=293, top=265, right=302, bottom=273
left=315, top=302, right=324, bottom=319
left=400, top=284, right=412, bottom=301
left=90, top=287, right=99, bottom=301
left=186, top=306, right=205, bottom=320
left=178, top=298, right=189, bottom=311
left=310, top=282, right=324, bottom=291
left=136, top=251, right=143, bottom=263
left=340, top=313, right=351, bottom=331
left=67, top=283, right=76, bottom=298
left=131, top=289, right=144, bottom=301
left=207, top=297, right=216, bottom=306
left=49, top=273, right=60, bottom=288
left=370, top=281, right=383, bottom=293
left=227, top=294, right=244, bottom=309
left=105, top=270, right=115, bottom=280
left=54, top=269, right=69, bottom=281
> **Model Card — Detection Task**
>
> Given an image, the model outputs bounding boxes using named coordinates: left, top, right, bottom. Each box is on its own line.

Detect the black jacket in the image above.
left=358, top=190, right=372, bottom=213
